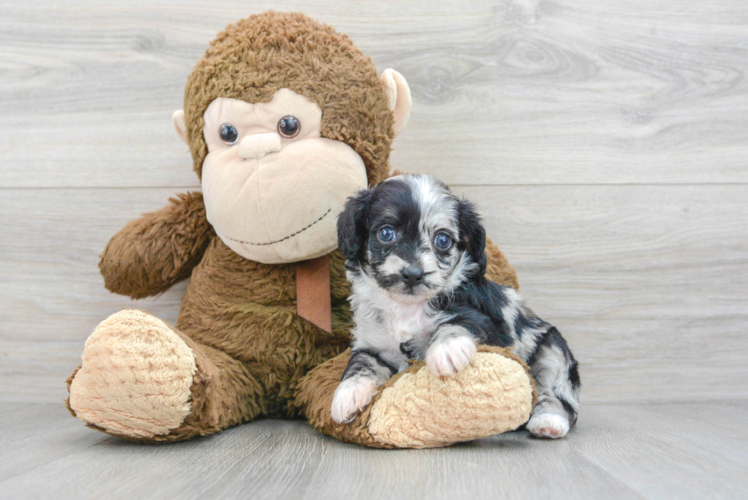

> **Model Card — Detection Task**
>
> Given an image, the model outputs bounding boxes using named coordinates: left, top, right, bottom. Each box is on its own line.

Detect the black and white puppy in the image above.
left=331, top=174, right=580, bottom=438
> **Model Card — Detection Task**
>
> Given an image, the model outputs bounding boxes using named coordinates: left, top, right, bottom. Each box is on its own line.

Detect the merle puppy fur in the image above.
left=331, top=174, right=580, bottom=439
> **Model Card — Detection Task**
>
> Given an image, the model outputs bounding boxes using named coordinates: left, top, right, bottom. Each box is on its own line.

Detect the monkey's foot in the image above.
left=367, top=347, right=535, bottom=448
left=67, top=309, right=197, bottom=440
left=297, top=345, right=536, bottom=449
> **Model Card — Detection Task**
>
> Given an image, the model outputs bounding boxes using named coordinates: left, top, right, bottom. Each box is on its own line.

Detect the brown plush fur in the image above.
left=67, top=11, right=525, bottom=445
left=296, top=348, right=390, bottom=448
left=99, top=191, right=212, bottom=299
left=184, top=11, right=394, bottom=185
left=73, top=188, right=519, bottom=443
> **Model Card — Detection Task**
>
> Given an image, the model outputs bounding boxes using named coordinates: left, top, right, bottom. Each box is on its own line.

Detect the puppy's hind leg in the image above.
left=525, top=327, right=580, bottom=439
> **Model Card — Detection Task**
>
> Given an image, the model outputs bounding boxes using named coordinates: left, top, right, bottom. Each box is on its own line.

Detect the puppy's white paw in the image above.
left=426, top=335, right=477, bottom=377
left=331, top=377, right=378, bottom=423
left=527, top=412, right=570, bottom=439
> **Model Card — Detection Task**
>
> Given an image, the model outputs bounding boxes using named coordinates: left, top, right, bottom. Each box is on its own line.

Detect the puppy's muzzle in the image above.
left=401, top=264, right=425, bottom=286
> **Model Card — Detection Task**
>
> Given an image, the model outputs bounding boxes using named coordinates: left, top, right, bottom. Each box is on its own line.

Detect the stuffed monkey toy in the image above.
left=66, top=11, right=536, bottom=448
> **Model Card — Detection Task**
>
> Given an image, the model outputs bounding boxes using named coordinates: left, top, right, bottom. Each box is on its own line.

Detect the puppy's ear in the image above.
left=337, top=189, right=373, bottom=261
left=458, top=199, right=487, bottom=275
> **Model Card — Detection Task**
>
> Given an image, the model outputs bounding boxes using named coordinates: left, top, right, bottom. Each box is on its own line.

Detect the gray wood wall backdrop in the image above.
left=1, top=0, right=747, bottom=406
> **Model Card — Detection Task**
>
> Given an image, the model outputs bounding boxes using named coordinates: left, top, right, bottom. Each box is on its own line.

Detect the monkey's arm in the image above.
left=99, top=191, right=212, bottom=299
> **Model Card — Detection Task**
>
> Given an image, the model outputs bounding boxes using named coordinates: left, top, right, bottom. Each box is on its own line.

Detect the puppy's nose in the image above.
left=238, top=133, right=282, bottom=160
left=401, top=265, right=425, bottom=286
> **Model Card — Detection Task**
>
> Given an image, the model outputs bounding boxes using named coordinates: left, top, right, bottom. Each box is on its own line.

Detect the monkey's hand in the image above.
left=99, top=191, right=212, bottom=299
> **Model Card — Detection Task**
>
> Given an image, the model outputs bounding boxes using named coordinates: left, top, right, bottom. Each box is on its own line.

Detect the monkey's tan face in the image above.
left=200, top=89, right=368, bottom=264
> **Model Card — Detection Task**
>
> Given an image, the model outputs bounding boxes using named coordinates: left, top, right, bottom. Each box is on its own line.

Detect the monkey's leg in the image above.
left=295, top=345, right=536, bottom=449
left=67, top=309, right=263, bottom=443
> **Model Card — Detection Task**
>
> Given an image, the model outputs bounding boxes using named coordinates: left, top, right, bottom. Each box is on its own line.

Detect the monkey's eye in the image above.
left=219, top=123, right=238, bottom=144
left=377, top=226, right=397, bottom=244
left=277, top=115, right=300, bottom=138
left=434, top=233, right=452, bottom=250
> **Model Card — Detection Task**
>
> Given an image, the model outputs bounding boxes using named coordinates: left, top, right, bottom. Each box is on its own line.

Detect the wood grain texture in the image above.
left=0, top=188, right=186, bottom=402
left=0, top=403, right=747, bottom=499
left=465, top=184, right=748, bottom=404
left=1, top=185, right=746, bottom=404
left=1, top=0, right=748, bottom=187
left=0, top=0, right=747, bottom=411
left=3, top=2, right=747, bottom=496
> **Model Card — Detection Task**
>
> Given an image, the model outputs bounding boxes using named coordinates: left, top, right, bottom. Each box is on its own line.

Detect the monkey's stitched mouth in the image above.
left=220, top=208, right=331, bottom=246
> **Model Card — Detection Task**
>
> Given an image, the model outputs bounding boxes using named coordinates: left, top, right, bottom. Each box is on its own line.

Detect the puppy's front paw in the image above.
left=426, top=335, right=477, bottom=377
left=331, top=377, right=378, bottom=423
left=527, top=412, right=570, bottom=439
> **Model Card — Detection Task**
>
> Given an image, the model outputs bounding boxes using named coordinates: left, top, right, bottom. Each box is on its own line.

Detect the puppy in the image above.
left=331, top=174, right=580, bottom=439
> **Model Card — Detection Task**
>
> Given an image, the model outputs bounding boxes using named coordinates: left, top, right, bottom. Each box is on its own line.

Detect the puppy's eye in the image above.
left=278, top=115, right=300, bottom=138
left=434, top=233, right=452, bottom=250
left=219, top=123, right=238, bottom=144
left=378, top=226, right=397, bottom=243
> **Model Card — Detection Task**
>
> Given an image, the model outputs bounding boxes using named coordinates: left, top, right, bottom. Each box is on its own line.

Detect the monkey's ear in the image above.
left=172, top=110, right=188, bottom=144
left=337, top=189, right=374, bottom=262
left=380, top=69, right=412, bottom=136
left=458, top=199, right=487, bottom=275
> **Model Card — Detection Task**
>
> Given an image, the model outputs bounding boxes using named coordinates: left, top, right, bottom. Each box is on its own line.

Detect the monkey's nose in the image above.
left=238, top=133, right=282, bottom=160
left=401, top=264, right=425, bottom=286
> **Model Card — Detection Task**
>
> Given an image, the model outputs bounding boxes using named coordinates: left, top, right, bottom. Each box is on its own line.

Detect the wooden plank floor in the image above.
left=2, top=1, right=748, bottom=498
left=2, top=0, right=747, bottom=407
left=0, top=402, right=746, bottom=500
